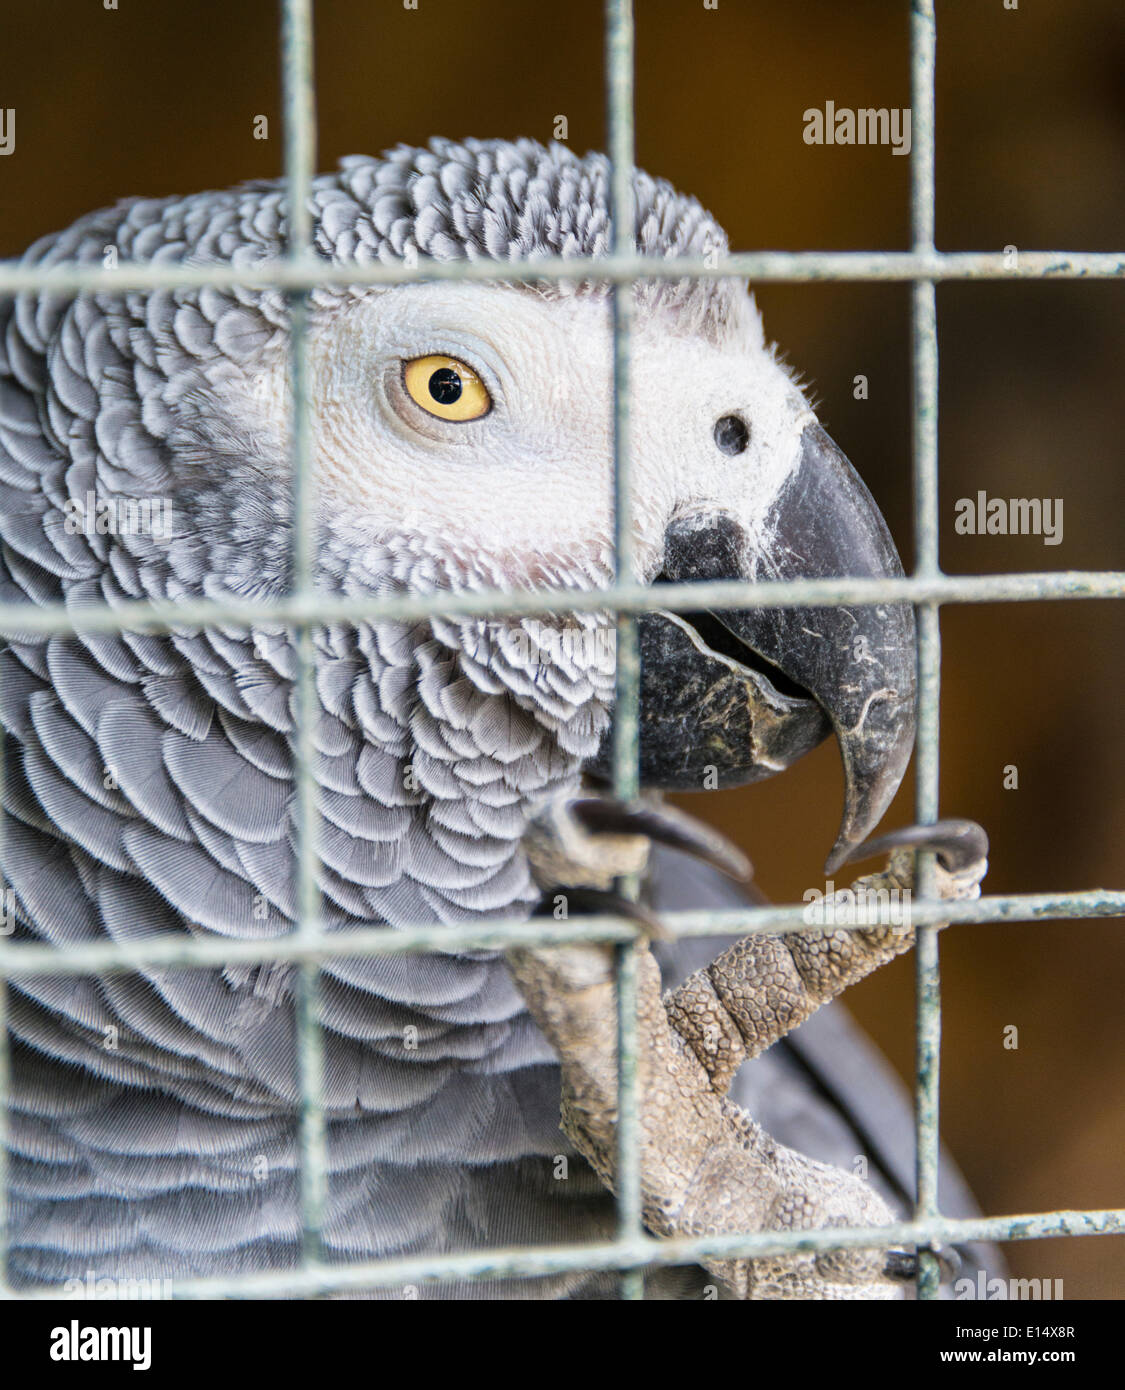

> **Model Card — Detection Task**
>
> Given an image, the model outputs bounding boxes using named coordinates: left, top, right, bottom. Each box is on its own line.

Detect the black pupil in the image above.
left=714, top=414, right=749, bottom=455
left=429, top=367, right=463, bottom=405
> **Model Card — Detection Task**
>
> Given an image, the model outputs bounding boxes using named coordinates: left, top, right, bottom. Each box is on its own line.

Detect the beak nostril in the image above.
left=714, top=414, right=750, bottom=456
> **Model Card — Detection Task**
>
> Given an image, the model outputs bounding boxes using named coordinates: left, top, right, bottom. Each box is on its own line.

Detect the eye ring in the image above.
left=402, top=354, right=492, bottom=422
left=714, top=414, right=750, bottom=456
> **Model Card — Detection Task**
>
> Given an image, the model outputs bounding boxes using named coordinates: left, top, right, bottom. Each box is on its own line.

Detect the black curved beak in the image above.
left=741, top=423, right=917, bottom=872
left=605, top=424, right=916, bottom=874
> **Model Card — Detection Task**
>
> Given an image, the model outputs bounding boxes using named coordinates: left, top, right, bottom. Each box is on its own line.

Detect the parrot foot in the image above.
left=506, top=933, right=902, bottom=1298
left=510, top=804, right=991, bottom=1299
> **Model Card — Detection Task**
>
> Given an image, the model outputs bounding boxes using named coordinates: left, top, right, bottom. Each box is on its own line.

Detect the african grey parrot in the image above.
left=0, top=137, right=993, bottom=1297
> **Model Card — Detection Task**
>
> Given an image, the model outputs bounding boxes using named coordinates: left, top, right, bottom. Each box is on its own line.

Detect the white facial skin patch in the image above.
left=236, top=282, right=816, bottom=592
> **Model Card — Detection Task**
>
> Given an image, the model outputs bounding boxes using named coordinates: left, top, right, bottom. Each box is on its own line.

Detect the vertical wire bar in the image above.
left=605, top=0, right=644, bottom=1300
left=0, top=704, right=8, bottom=1291
left=0, top=976, right=8, bottom=1294
left=910, top=0, right=943, bottom=1300
left=280, top=0, right=326, bottom=1268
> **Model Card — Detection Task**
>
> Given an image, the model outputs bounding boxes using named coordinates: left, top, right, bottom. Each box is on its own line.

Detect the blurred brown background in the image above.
left=1, top=0, right=1122, bottom=1296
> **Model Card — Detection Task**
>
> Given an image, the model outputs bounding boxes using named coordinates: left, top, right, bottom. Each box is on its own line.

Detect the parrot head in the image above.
left=38, top=137, right=914, bottom=878
left=291, top=140, right=916, bottom=872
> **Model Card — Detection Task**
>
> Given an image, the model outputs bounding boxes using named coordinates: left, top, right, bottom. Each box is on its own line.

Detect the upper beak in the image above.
left=641, top=424, right=916, bottom=873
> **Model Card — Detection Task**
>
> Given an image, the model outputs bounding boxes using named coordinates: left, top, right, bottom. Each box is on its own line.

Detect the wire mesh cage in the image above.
left=0, top=0, right=1123, bottom=1300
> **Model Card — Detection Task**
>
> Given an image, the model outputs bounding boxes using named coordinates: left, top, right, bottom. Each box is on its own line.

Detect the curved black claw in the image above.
left=838, top=818, right=989, bottom=875
left=533, top=885, right=670, bottom=940
left=570, top=796, right=752, bottom=883
left=884, top=1248, right=916, bottom=1281
left=884, top=1243, right=963, bottom=1284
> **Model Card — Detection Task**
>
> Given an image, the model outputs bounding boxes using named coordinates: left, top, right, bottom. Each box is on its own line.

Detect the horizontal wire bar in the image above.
left=0, top=250, right=1122, bottom=297
left=4, top=1206, right=1121, bottom=1300
left=0, top=890, right=1120, bottom=979
left=0, top=570, right=1121, bottom=640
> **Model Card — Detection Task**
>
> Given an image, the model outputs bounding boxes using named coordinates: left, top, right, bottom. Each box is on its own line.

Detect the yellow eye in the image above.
left=402, top=355, right=491, bottom=422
